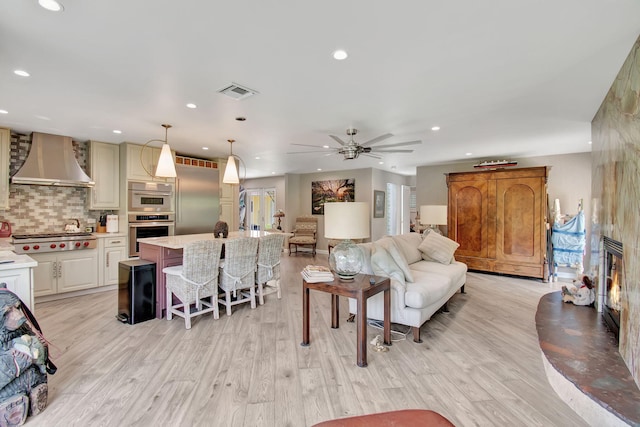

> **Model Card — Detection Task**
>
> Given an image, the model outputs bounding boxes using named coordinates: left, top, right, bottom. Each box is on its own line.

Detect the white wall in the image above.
left=294, top=168, right=372, bottom=252
left=280, top=167, right=412, bottom=252
left=416, top=152, right=592, bottom=262
left=371, top=169, right=413, bottom=241
left=284, top=173, right=300, bottom=233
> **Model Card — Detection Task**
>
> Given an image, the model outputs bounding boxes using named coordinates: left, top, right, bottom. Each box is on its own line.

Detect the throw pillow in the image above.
left=357, top=242, right=375, bottom=275
left=390, top=233, right=423, bottom=264
left=418, top=231, right=460, bottom=264
left=370, top=244, right=406, bottom=287
left=376, top=237, right=414, bottom=282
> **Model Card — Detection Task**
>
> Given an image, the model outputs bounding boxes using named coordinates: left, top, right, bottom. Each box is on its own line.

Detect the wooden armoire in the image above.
left=446, top=166, right=549, bottom=281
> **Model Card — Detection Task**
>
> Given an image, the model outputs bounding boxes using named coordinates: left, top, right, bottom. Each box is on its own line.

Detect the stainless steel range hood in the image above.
left=11, top=132, right=95, bottom=187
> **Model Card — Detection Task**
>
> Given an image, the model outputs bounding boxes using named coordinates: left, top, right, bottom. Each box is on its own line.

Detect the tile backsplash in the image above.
left=3, top=132, right=106, bottom=233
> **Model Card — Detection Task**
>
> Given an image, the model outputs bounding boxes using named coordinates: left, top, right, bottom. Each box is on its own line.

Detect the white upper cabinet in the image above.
left=122, top=143, right=175, bottom=183
left=0, top=128, right=10, bottom=210
left=88, top=141, right=120, bottom=210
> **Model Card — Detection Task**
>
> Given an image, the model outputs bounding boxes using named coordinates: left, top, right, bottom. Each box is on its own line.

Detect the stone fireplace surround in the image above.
left=591, top=33, right=640, bottom=389
left=537, top=32, right=640, bottom=424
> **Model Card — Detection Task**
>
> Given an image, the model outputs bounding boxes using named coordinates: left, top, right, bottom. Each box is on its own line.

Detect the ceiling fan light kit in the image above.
left=288, top=128, right=421, bottom=161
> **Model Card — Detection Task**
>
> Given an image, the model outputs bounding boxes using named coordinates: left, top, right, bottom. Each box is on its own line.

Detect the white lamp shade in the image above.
left=154, top=143, right=177, bottom=178
left=419, top=205, right=447, bottom=225
left=324, top=202, right=370, bottom=239
left=223, top=156, right=239, bottom=184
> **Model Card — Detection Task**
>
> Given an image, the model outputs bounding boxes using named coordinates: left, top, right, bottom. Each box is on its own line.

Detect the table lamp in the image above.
left=273, top=209, right=285, bottom=230
left=324, top=202, right=370, bottom=281
left=419, top=205, right=447, bottom=235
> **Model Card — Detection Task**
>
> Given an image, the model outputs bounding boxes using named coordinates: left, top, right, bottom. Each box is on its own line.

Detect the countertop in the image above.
left=0, top=250, right=37, bottom=270
left=138, top=230, right=292, bottom=249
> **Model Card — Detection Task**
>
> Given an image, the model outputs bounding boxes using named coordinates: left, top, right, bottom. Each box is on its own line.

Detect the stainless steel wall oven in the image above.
left=128, top=213, right=175, bottom=257
left=128, top=182, right=174, bottom=212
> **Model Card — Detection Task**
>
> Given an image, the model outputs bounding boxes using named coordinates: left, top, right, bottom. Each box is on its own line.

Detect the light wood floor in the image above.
left=26, top=255, right=589, bottom=427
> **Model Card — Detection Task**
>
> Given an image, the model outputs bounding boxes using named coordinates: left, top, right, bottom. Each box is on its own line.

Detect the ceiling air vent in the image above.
left=216, top=82, right=258, bottom=100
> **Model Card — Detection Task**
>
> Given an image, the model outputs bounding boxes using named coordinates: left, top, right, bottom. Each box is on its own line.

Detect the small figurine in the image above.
left=561, top=275, right=595, bottom=306
left=370, top=335, right=389, bottom=352
left=214, top=221, right=229, bottom=238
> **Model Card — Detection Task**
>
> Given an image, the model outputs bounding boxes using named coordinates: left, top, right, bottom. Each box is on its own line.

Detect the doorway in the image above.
left=247, top=188, right=277, bottom=231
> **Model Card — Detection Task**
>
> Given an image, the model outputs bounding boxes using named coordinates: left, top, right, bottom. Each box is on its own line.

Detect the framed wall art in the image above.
left=311, top=179, right=355, bottom=215
left=373, top=190, right=385, bottom=218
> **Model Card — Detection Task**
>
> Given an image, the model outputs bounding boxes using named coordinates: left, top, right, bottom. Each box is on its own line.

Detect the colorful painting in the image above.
left=311, top=179, right=355, bottom=214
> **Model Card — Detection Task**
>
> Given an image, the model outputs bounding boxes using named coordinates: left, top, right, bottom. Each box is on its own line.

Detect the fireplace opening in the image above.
left=602, top=236, right=622, bottom=341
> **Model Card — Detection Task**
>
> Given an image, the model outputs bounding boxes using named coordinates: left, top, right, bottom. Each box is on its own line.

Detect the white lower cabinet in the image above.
left=32, top=250, right=98, bottom=297
left=98, top=235, right=127, bottom=286
left=0, top=257, right=36, bottom=312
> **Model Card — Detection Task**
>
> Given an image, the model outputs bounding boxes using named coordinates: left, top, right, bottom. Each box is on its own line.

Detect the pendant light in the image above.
left=223, top=139, right=240, bottom=184
left=155, top=124, right=177, bottom=178
left=142, top=124, right=177, bottom=178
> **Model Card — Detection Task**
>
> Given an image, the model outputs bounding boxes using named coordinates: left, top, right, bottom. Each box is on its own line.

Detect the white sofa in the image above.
left=348, top=232, right=467, bottom=343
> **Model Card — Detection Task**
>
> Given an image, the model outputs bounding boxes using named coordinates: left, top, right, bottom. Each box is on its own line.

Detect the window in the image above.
left=246, top=188, right=276, bottom=231
left=386, top=183, right=411, bottom=235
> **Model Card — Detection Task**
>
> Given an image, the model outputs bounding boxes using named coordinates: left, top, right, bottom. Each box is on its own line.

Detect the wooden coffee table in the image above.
left=301, top=274, right=391, bottom=367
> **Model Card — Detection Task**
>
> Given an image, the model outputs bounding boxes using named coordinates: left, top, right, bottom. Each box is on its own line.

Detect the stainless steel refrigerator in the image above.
left=175, top=163, right=219, bottom=235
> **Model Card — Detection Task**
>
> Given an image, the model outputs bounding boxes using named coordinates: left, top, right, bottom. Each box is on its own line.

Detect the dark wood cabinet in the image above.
left=446, top=167, right=549, bottom=280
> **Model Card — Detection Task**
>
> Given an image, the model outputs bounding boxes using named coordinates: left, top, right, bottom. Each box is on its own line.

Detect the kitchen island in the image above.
left=138, top=230, right=289, bottom=319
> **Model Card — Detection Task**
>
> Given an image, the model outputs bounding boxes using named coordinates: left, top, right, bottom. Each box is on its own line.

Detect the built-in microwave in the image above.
left=128, top=182, right=174, bottom=212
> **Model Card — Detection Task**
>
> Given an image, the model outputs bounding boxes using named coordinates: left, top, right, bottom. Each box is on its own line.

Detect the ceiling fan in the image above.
left=287, top=128, right=421, bottom=160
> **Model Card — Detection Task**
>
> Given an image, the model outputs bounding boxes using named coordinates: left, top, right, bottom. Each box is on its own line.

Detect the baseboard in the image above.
left=35, top=284, right=117, bottom=304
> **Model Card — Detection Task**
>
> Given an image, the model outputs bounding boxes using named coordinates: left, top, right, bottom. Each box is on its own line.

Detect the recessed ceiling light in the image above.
left=317, top=168, right=322, bottom=171
left=431, top=126, right=440, bottom=131
left=235, top=116, right=246, bottom=121
left=0, top=110, right=7, bottom=115
left=113, top=130, right=122, bottom=134
left=255, top=156, right=260, bottom=160
left=272, top=172, right=276, bottom=175
left=322, top=145, right=330, bottom=149
left=379, top=161, right=384, bottom=165
left=333, top=49, right=348, bottom=60
left=38, top=0, right=64, bottom=11
left=466, top=152, right=472, bottom=156
left=14, top=70, right=30, bottom=77
left=202, top=147, right=209, bottom=150
left=186, top=103, right=197, bottom=109
left=588, top=141, right=592, bottom=145
left=34, top=115, right=51, bottom=120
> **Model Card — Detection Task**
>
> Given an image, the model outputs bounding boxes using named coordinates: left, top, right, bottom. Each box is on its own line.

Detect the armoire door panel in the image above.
left=496, top=178, right=542, bottom=263
left=454, top=183, right=484, bottom=256
left=449, top=180, right=495, bottom=259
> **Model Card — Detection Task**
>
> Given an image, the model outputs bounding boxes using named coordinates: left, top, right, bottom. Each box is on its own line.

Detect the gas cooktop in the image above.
left=12, top=232, right=93, bottom=239
left=12, top=232, right=97, bottom=254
